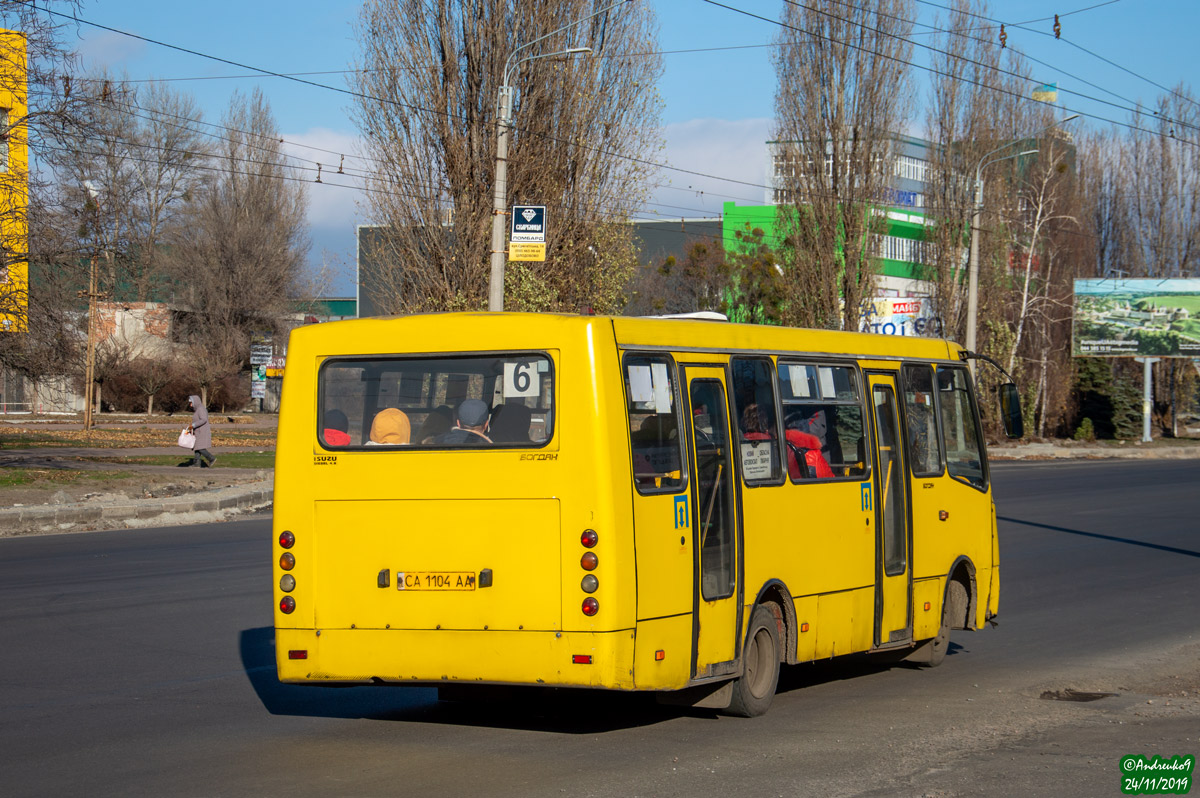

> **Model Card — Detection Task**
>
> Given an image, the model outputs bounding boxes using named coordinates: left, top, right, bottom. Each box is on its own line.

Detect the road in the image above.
left=1, top=460, right=1197, bottom=797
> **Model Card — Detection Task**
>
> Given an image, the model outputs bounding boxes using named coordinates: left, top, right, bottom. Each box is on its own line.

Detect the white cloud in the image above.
left=644, top=117, right=774, bottom=219
left=75, top=30, right=147, bottom=69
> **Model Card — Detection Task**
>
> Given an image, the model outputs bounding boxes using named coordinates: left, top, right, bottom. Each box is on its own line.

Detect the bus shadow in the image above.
left=241, top=627, right=961, bottom=732
left=998, top=516, right=1200, bottom=559
left=239, top=627, right=677, bottom=733
left=776, top=644, right=965, bottom=696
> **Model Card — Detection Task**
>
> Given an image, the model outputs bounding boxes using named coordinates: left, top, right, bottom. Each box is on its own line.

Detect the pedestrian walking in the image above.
left=180, top=394, right=216, bottom=467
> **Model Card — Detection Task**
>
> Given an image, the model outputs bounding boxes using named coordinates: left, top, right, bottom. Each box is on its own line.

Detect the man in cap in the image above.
left=434, top=398, right=493, bottom=445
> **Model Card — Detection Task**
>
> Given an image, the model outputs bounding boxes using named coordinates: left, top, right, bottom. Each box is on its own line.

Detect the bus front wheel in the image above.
left=726, top=604, right=781, bottom=717
left=921, top=580, right=968, bottom=668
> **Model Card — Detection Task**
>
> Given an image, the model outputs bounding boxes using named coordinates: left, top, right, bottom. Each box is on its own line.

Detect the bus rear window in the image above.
left=318, top=354, right=554, bottom=448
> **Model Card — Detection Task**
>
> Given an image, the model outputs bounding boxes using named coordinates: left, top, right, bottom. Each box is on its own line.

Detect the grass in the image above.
left=80, top=452, right=276, bottom=469
left=0, top=468, right=138, bottom=488
left=0, top=426, right=276, bottom=450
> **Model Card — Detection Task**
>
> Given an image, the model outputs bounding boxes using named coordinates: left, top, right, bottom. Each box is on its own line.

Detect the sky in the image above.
left=66, top=0, right=1200, bottom=297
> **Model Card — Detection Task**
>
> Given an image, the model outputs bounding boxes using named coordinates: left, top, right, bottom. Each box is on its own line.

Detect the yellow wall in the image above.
left=0, top=29, right=27, bottom=333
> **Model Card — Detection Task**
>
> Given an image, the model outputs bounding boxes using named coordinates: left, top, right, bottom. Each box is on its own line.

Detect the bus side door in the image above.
left=682, top=365, right=743, bottom=679
left=867, top=373, right=913, bottom=646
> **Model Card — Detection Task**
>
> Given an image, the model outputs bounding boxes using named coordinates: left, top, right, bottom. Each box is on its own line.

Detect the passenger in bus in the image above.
left=415, top=405, right=453, bottom=444
left=784, top=411, right=834, bottom=479
left=490, top=401, right=533, bottom=444
left=322, top=409, right=352, bottom=446
left=367, top=408, right=411, bottom=445
left=740, top=403, right=772, bottom=442
left=434, top=398, right=493, bottom=445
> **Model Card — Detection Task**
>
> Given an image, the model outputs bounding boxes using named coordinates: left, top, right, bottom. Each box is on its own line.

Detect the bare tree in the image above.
left=1126, top=87, right=1200, bottom=278
left=167, top=89, right=308, bottom=374
left=130, top=355, right=175, bottom=415
left=0, top=1, right=89, bottom=381
left=351, top=0, right=662, bottom=314
left=773, top=0, right=915, bottom=330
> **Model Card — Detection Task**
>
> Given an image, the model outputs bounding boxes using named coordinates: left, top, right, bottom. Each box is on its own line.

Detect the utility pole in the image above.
left=487, top=0, right=631, bottom=312
left=81, top=253, right=101, bottom=431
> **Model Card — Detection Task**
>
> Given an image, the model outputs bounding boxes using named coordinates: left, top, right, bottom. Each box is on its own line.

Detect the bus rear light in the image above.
left=580, top=552, right=598, bottom=571
left=581, top=597, right=599, bottom=616
left=288, top=650, right=308, bottom=660
left=581, top=529, right=598, bottom=548
left=280, top=552, right=295, bottom=571
left=280, top=596, right=296, bottom=614
left=279, top=530, right=295, bottom=549
left=581, top=575, right=598, bottom=594
left=572, top=655, right=592, bottom=664
left=280, top=575, right=296, bottom=593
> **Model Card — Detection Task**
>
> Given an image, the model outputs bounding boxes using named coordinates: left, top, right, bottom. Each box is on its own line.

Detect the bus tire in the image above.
left=925, top=580, right=968, bottom=668
left=726, top=604, right=781, bottom=717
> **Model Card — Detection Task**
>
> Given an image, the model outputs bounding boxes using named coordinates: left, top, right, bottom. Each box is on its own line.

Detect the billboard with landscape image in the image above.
left=1073, top=278, right=1200, bottom=358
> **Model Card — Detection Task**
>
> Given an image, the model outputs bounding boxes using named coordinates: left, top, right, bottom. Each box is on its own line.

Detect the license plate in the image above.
left=396, top=571, right=476, bottom=591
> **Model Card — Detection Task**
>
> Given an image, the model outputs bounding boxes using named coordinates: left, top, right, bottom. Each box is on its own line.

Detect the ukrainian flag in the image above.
left=1032, top=82, right=1058, bottom=102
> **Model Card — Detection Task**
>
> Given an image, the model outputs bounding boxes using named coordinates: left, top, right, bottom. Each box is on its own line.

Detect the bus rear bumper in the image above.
left=274, top=627, right=637, bottom=689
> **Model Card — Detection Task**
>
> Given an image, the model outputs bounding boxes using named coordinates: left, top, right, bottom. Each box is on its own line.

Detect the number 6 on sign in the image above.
left=504, top=361, right=539, bottom=398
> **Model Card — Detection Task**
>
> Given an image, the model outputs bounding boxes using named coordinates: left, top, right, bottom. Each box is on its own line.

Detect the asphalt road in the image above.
left=1, top=460, right=1197, bottom=797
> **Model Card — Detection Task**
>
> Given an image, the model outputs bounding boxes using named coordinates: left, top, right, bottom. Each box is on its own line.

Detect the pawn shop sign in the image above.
left=510, top=206, right=546, bottom=242
left=509, top=205, right=546, bottom=262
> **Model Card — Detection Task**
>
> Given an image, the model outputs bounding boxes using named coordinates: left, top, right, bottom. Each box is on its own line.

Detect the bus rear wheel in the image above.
left=726, top=604, right=781, bottom=717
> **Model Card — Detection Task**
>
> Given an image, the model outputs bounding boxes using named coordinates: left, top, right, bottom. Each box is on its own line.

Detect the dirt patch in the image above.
left=2, top=469, right=268, bottom=509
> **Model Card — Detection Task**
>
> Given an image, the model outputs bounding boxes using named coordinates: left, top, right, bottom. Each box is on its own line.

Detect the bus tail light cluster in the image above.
left=278, top=530, right=297, bottom=614
left=580, top=529, right=599, bottom=616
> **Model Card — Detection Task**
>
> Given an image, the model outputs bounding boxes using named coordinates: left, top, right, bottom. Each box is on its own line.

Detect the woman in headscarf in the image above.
left=184, top=394, right=216, bottom=467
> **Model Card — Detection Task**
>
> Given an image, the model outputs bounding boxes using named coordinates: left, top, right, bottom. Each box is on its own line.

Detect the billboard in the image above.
left=1073, top=278, right=1200, bottom=358
left=861, top=297, right=944, bottom=338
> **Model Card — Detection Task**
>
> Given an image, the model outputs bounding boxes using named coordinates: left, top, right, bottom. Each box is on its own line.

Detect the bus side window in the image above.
left=902, top=364, right=942, bottom=477
left=731, top=356, right=782, bottom=485
left=777, top=361, right=867, bottom=480
left=625, top=355, right=685, bottom=493
left=938, top=367, right=987, bottom=489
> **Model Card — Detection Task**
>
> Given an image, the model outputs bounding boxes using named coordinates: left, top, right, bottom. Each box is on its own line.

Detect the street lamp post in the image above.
left=964, top=114, right=1079, bottom=356
left=487, top=0, right=631, bottom=312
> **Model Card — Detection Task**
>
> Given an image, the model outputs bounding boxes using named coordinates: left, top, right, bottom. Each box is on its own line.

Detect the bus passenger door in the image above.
left=868, top=373, right=912, bottom=646
left=683, top=366, right=742, bottom=679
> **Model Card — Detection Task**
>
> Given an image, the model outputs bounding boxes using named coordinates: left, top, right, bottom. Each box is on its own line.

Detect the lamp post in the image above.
left=487, top=0, right=631, bottom=312
left=487, top=45, right=591, bottom=312
left=964, top=114, right=1079, bottom=356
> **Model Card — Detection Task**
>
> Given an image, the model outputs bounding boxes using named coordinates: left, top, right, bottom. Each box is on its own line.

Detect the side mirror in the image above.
left=998, top=383, right=1024, bottom=439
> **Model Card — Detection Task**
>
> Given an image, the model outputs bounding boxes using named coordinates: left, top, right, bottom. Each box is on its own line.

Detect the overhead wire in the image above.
left=713, top=0, right=1200, bottom=150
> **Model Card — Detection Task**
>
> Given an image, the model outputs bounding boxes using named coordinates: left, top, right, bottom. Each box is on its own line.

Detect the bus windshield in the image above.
left=318, top=353, right=554, bottom=448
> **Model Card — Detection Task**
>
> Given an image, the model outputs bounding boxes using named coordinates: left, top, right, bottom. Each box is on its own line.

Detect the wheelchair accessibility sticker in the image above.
left=673, top=495, right=690, bottom=529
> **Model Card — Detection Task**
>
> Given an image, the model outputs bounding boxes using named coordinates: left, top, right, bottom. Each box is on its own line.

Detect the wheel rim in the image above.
left=746, top=627, right=774, bottom=698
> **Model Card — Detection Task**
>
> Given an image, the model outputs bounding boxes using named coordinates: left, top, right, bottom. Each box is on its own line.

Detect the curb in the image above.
left=990, top=443, right=1200, bottom=461
left=0, top=479, right=274, bottom=537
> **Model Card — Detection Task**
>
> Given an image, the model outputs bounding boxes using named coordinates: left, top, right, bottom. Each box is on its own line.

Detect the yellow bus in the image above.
left=273, top=312, right=1020, bottom=716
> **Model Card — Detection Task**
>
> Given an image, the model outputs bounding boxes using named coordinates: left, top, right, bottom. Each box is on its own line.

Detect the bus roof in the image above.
left=288, top=312, right=959, bottom=363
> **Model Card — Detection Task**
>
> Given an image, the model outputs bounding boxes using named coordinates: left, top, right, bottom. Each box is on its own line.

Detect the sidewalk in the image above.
left=0, top=442, right=274, bottom=538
